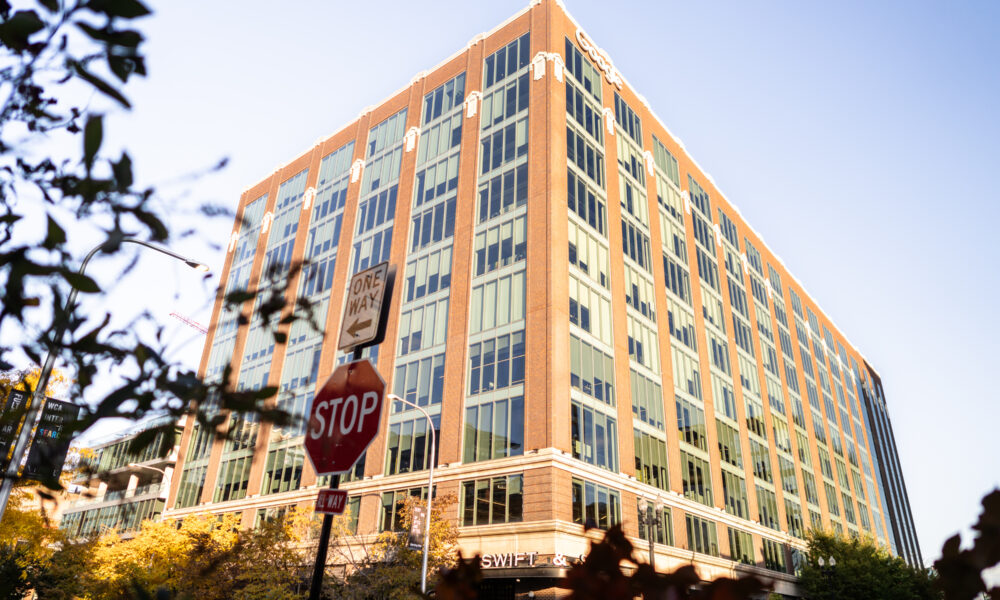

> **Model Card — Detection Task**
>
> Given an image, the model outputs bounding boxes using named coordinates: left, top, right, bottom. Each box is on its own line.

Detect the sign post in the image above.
left=308, top=262, right=394, bottom=600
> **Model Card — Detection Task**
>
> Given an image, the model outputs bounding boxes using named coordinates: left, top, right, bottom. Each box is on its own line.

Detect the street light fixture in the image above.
left=0, top=238, right=210, bottom=521
left=386, top=393, right=436, bottom=595
left=637, top=499, right=662, bottom=571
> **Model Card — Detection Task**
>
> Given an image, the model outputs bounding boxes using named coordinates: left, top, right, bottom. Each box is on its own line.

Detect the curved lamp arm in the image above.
left=0, top=238, right=210, bottom=521
left=386, top=393, right=436, bottom=594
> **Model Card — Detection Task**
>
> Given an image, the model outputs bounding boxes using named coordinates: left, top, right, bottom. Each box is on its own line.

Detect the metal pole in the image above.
left=423, top=426, right=436, bottom=594
left=309, top=347, right=362, bottom=600
left=0, top=238, right=209, bottom=521
left=308, top=475, right=339, bottom=600
left=387, top=393, right=435, bottom=594
left=646, top=503, right=656, bottom=572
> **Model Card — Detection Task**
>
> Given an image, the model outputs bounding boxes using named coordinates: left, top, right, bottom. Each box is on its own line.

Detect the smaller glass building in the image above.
left=60, top=416, right=180, bottom=539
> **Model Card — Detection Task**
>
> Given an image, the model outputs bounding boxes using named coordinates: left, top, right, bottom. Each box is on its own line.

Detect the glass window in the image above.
left=484, top=33, right=530, bottom=90
left=463, top=397, right=524, bottom=463
left=571, top=401, right=618, bottom=472
left=728, top=528, right=754, bottom=564
left=570, top=335, right=616, bottom=405
left=571, top=478, right=621, bottom=531
left=467, top=332, right=525, bottom=395
left=681, top=451, right=713, bottom=506
left=461, top=474, right=523, bottom=526
left=633, top=429, right=669, bottom=491
left=685, top=514, right=719, bottom=556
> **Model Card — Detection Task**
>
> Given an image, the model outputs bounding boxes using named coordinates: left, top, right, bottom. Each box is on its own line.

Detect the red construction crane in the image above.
left=169, top=312, right=208, bottom=334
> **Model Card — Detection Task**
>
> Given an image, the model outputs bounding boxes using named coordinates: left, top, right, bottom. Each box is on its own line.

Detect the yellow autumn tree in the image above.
left=81, top=512, right=307, bottom=600
left=29, top=510, right=312, bottom=599
left=0, top=367, right=72, bottom=400
left=0, top=484, right=67, bottom=598
left=325, top=493, right=459, bottom=600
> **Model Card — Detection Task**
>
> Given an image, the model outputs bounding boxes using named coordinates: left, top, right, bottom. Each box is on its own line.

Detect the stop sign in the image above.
left=305, top=359, right=385, bottom=476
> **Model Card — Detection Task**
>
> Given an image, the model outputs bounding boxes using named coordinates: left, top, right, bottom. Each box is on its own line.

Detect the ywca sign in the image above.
left=576, top=28, right=623, bottom=89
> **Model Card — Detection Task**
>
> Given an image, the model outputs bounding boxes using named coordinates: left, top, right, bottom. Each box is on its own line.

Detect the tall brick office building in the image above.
left=164, top=0, right=921, bottom=595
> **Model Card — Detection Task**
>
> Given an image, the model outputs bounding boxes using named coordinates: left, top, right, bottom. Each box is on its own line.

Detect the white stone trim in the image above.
left=602, top=106, right=616, bottom=135
left=302, top=186, right=316, bottom=212
left=550, top=52, right=565, bottom=82
left=350, top=158, right=364, bottom=183
left=404, top=126, right=420, bottom=152
left=531, top=51, right=547, bottom=80
left=531, top=52, right=566, bottom=83
left=643, top=150, right=654, bottom=176
left=465, top=91, right=482, bottom=118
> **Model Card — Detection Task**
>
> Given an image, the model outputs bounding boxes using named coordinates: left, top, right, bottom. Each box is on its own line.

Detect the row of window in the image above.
left=481, top=72, right=530, bottom=130
left=414, top=152, right=459, bottom=207
left=468, top=331, right=526, bottom=395
left=475, top=214, right=527, bottom=277
left=481, top=118, right=528, bottom=175
left=375, top=473, right=794, bottom=573
left=571, top=401, right=619, bottom=471
left=464, top=396, right=525, bottom=463
left=567, top=126, right=606, bottom=189
left=478, top=162, right=528, bottom=225
left=410, top=197, right=455, bottom=252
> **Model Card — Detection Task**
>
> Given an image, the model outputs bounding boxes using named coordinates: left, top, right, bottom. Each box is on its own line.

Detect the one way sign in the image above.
left=338, top=261, right=395, bottom=351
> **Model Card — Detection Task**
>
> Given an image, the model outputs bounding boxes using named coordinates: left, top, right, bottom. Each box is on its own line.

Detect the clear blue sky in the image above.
left=38, top=0, right=999, bottom=566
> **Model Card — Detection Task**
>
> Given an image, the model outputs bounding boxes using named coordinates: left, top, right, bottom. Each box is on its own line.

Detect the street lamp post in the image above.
left=386, top=393, right=436, bottom=595
left=817, top=554, right=837, bottom=589
left=637, top=500, right=661, bottom=573
left=0, top=238, right=209, bottom=521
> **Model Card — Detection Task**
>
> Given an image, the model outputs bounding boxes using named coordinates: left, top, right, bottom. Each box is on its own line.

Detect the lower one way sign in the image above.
left=315, top=489, right=348, bottom=515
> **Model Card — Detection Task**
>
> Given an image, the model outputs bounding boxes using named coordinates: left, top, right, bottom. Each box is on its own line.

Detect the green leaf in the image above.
left=71, top=61, right=131, bottom=108
left=134, top=209, right=168, bottom=241
left=86, top=0, right=151, bottom=19
left=83, top=114, right=103, bottom=170
left=42, top=216, right=66, bottom=249
left=107, top=54, right=132, bottom=82
left=77, top=23, right=143, bottom=48
left=112, top=151, right=133, bottom=189
left=62, top=270, right=101, bottom=293
left=226, top=290, right=255, bottom=305
left=0, top=9, right=44, bottom=51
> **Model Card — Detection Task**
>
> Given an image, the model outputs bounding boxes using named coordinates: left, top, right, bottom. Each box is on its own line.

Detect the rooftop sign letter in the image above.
left=576, top=28, right=623, bottom=89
